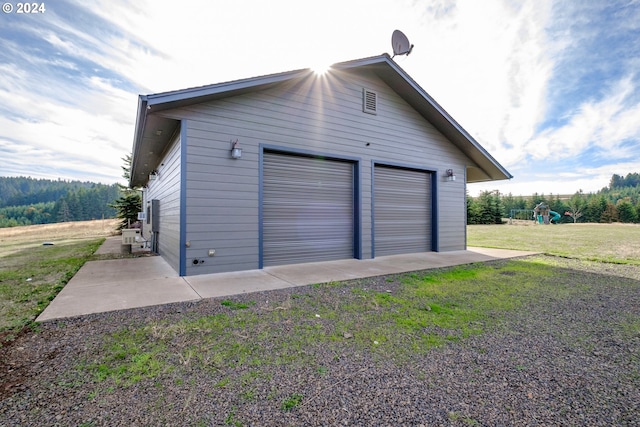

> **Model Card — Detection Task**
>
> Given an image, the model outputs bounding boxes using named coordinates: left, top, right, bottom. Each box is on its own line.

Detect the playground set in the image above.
left=509, top=202, right=561, bottom=224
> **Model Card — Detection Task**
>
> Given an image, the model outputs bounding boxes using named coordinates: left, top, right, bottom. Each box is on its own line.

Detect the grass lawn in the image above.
left=0, top=219, right=118, bottom=335
left=468, top=222, right=640, bottom=264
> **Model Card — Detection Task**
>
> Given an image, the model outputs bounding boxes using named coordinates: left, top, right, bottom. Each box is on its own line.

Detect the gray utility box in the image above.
left=122, top=229, right=141, bottom=245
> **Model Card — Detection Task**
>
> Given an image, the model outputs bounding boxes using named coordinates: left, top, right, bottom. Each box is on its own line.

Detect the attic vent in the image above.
left=363, top=88, right=377, bottom=115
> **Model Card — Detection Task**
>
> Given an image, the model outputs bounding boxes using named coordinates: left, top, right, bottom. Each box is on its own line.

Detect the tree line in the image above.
left=0, top=177, right=120, bottom=228
left=468, top=173, right=640, bottom=225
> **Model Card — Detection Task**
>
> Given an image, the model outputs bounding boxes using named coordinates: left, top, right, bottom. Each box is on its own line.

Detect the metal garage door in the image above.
left=374, top=165, right=431, bottom=256
left=263, top=152, right=354, bottom=266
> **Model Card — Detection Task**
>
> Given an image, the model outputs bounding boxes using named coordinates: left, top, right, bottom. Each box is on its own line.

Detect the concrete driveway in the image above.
left=37, top=237, right=537, bottom=322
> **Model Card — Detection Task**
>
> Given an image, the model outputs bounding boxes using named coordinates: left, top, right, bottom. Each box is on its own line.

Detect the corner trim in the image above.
left=179, top=120, right=188, bottom=277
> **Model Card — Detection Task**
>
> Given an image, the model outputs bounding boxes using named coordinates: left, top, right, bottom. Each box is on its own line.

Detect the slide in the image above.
left=549, top=211, right=561, bottom=224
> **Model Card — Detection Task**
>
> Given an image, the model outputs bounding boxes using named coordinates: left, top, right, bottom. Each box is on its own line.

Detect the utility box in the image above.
left=122, top=229, right=141, bottom=245
left=151, top=199, right=160, bottom=232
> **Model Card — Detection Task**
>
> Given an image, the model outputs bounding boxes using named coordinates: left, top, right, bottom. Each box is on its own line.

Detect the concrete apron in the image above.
left=37, top=244, right=537, bottom=322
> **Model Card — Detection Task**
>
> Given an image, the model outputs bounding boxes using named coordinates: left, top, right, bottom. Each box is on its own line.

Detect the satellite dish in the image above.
left=391, top=30, right=414, bottom=58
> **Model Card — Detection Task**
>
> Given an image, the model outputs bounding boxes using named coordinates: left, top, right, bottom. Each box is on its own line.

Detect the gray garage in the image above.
left=130, top=54, right=512, bottom=276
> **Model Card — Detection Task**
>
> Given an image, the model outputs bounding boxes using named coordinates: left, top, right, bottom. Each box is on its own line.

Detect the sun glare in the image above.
left=311, top=62, right=331, bottom=75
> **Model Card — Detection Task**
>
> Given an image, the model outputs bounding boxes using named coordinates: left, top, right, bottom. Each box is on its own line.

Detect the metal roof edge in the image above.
left=144, top=68, right=314, bottom=108
left=130, top=95, right=149, bottom=188
left=331, top=53, right=391, bottom=70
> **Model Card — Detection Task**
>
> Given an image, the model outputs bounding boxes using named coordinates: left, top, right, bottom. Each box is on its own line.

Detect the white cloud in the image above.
left=527, top=75, right=640, bottom=161
left=401, top=0, right=553, bottom=168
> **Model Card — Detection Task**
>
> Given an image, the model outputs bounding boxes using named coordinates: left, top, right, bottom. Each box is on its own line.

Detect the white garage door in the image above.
left=263, top=152, right=354, bottom=266
left=374, top=165, right=432, bottom=256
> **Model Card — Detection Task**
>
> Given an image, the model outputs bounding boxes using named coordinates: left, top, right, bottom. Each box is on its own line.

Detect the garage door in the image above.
left=374, top=165, right=431, bottom=256
left=263, top=152, right=354, bottom=266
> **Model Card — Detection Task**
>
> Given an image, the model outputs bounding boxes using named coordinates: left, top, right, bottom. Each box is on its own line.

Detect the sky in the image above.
left=1, top=0, right=639, bottom=196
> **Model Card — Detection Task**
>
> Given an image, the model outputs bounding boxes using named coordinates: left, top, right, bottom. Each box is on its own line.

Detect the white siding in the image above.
left=162, top=69, right=470, bottom=274
left=142, top=132, right=182, bottom=273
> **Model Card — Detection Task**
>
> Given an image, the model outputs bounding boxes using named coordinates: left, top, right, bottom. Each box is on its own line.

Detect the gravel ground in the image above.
left=1, top=256, right=639, bottom=426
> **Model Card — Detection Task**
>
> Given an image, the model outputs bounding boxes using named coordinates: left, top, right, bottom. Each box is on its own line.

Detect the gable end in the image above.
left=363, top=88, right=377, bottom=115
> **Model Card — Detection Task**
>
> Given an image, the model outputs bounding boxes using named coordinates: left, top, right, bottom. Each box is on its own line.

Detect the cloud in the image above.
left=527, top=75, right=640, bottom=162
left=404, top=0, right=553, bottom=166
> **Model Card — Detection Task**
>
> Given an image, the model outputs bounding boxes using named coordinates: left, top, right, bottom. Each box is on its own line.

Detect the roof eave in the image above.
left=130, top=95, right=149, bottom=188
left=144, top=68, right=314, bottom=112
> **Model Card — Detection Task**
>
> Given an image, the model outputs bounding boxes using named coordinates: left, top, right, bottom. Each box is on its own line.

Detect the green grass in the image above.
left=0, top=238, right=104, bottom=335
left=468, top=223, right=640, bottom=264
left=88, top=327, right=169, bottom=386
left=84, top=259, right=579, bottom=388
left=281, top=393, right=304, bottom=411
left=221, top=299, right=256, bottom=310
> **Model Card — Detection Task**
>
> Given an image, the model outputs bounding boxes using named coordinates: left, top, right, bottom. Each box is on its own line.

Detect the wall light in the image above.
left=230, top=139, right=242, bottom=159
left=445, top=169, right=456, bottom=181
left=149, top=170, right=159, bottom=181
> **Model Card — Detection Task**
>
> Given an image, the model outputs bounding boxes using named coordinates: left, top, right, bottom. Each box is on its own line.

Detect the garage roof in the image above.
left=131, top=54, right=512, bottom=187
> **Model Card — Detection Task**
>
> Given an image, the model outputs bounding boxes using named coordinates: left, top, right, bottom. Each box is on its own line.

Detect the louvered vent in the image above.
left=363, top=88, right=377, bottom=115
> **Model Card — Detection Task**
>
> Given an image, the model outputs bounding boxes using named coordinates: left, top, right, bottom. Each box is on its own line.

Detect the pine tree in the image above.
left=110, top=155, right=142, bottom=230
left=616, top=199, right=637, bottom=223
left=56, top=199, right=72, bottom=222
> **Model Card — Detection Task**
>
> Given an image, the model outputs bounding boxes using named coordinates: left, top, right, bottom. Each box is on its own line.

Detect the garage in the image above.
left=262, top=151, right=355, bottom=266
left=374, top=165, right=432, bottom=256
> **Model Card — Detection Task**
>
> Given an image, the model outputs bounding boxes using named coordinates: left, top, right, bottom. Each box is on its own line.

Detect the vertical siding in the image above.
left=142, top=131, right=182, bottom=273
left=164, top=68, right=471, bottom=274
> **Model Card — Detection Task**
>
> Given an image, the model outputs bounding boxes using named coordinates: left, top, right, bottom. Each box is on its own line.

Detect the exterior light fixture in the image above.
left=230, top=139, right=242, bottom=159
left=446, top=169, right=456, bottom=181
left=149, top=170, right=159, bottom=181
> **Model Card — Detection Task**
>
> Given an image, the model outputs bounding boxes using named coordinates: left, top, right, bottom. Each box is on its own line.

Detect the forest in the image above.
left=3, top=172, right=640, bottom=228
left=0, top=176, right=120, bottom=228
left=468, top=173, right=640, bottom=225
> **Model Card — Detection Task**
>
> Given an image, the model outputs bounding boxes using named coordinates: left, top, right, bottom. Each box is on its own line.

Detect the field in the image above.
left=0, top=219, right=119, bottom=331
left=469, top=222, right=640, bottom=264
left=0, top=219, right=119, bottom=258
left=0, top=221, right=639, bottom=425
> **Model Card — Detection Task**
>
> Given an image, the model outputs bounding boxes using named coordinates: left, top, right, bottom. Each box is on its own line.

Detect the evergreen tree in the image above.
left=110, top=155, right=142, bottom=230
left=466, top=193, right=482, bottom=224
left=56, top=199, right=72, bottom=222
left=616, top=199, right=637, bottom=223
left=471, top=190, right=505, bottom=224
left=584, top=195, right=607, bottom=223
left=600, top=202, right=618, bottom=223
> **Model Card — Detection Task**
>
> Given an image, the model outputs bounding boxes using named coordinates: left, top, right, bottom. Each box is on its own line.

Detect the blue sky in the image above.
left=1, top=0, right=639, bottom=196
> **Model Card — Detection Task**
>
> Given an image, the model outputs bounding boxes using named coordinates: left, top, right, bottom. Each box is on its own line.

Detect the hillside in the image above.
left=0, top=177, right=120, bottom=228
